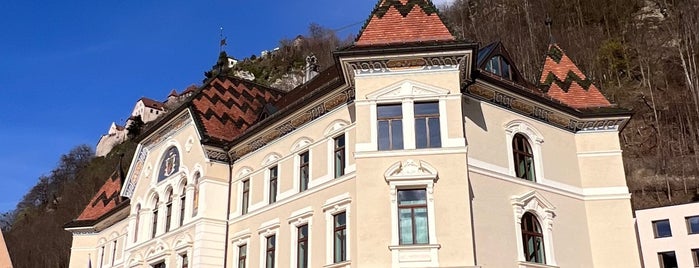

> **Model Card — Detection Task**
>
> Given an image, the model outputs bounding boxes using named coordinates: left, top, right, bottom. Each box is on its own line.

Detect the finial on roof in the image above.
left=219, top=26, right=227, bottom=53
left=545, top=16, right=555, bottom=44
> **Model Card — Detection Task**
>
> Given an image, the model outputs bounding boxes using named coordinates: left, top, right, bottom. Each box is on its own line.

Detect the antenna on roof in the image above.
left=545, top=16, right=555, bottom=44
left=219, top=26, right=227, bottom=53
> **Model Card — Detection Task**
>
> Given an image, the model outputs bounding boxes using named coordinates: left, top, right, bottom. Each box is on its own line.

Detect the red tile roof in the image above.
left=355, top=0, right=455, bottom=47
left=539, top=44, right=612, bottom=109
left=76, top=168, right=124, bottom=221
left=168, top=89, right=178, bottom=97
left=192, top=77, right=284, bottom=143
left=140, top=97, right=165, bottom=110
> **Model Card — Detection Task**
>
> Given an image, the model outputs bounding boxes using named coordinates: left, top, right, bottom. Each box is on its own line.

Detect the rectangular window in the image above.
left=152, top=208, right=158, bottom=238
left=378, top=104, right=403, bottom=150
left=180, top=194, right=186, bottom=226
left=334, top=135, right=346, bottom=178
left=238, top=244, right=247, bottom=268
left=653, top=219, right=672, bottom=238
left=99, top=245, right=105, bottom=268
left=333, top=212, right=347, bottom=263
left=687, top=216, right=699, bottom=234
left=398, top=189, right=429, bottom=245
left=692, top=248, right=699, bottom=267
left=241, top=179, right=250, bottom=215
left=111, top=240, right=117, bottom=266
left=181, top=254, right=189, bottom=268
left=297, top=224, right=309, bottom=268
left=266, top=235, right=276, bottom=268
left=269, top=166, right=278, bottom=203
left=166, top=201, right=172, bottom=232
left=414, top=102, right=441, bottom=148
left=152, top=262, right=166, bottom=268
left=658, top=251, right=678, bottom=268
left=299, top=151, right=310, bottom=192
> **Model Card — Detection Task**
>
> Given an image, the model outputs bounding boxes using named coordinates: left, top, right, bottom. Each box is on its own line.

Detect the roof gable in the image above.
left=539, top=44, right=612, bottom=109
left=355, top=0, right=455, bottom=47
left=477, top=42, right=528, bottom=86
left=76, top=166, right=124, bottom=222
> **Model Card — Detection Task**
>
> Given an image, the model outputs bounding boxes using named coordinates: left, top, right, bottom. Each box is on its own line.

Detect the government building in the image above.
left=64, top=0, right=642, bottom=267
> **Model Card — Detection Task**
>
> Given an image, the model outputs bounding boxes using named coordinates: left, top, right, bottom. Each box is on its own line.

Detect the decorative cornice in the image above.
left=347, top=55, right=465, bottom=75
left=203, top=147, right=230, bottom=163
left=466, top=83, right=627, bottom=132
left=229, top=88, right=355, bottom=161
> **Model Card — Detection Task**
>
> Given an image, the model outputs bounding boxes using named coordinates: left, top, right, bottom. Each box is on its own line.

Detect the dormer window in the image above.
left=485, top=55, right=511, bottom=79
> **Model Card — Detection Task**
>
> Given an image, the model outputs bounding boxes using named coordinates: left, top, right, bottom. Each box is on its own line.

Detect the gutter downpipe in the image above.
left=222, top=152, right=234, bottom=268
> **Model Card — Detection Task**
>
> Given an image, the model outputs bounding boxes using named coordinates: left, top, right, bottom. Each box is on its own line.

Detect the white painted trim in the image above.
left=289, top=208, right=314, bottom=268
left=576, top=150, right=623, bottom=157
left=258, top=223, right=280, bottom=268
left=229, top=174, right=354, bottom=222
left=468, top=157, right=631, bottom=201
left=505, top=120, right=545, bottom=183
left=324, top=194, right=351, bottom=265
left=355, top=146, right=467, bottom=159
left=511, top=191, right=557, bottom=266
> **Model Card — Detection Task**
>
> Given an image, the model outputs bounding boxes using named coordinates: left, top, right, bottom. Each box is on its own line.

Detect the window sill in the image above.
left=388, top=244, right=441, bottom=250
left=323, top=261, right=351, bottom=268
left=518, top=261, right=559, bottom=268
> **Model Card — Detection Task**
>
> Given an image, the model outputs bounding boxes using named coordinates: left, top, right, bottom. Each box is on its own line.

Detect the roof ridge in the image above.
left=355, top=0, right=455, bottom=47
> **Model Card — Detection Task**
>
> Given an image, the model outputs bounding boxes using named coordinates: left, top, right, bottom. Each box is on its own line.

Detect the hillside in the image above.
left=3, top=1, right=699, bottom=266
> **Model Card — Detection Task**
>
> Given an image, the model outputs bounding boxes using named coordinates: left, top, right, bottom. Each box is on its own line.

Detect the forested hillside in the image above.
left=3, top=1, right=699, bottom=266
left=439, top=0, right=699, bottom=208
left=2, top=142, right=136, bottom=268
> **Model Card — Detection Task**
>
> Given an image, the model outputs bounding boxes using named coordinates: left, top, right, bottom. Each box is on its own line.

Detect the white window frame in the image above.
left=262, top=154, right=281, bottom=205
left=359, top=80, right=460, bottom=152
left=323, top=193, right=351, bottom=266
left=511, top=191, right=557, bottom=267
left=505, top=120, right=545, bottom=183
left=231, top=229, right=251, bottom=268
left=236, top=168, right=253, bottom=216
left=384, top=159, right=440, bottom=267
left=258, top=219, right=280, bottom=268
left=291, top=138, right=313, bottom=193
left=288, top=207, right=314, bottom=268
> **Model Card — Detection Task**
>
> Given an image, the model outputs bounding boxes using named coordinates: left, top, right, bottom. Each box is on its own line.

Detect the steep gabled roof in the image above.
left=355, top=0, right=455, bottom=47
left=539, top=44, right=612, bottom=109
left=139, top=97, right=165, bottom=110
left=191, top=76, right=285, bottom=143
left=75, top=164, right=125, bottom=222
left=476, top=41, right=529, bottom=87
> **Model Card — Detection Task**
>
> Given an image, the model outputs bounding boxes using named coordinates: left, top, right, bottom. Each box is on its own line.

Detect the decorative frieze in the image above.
left=204, top=148, right=230, bottom=163
left=229, top=88, right=355, bottom=161
left=143, top=112, right=192, bottom=150
left=348, top=55, right=465, bottom=75
left=467, top=84, right=628, bottom=133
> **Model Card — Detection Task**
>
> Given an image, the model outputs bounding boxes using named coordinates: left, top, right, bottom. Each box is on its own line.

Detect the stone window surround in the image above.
left=511, top=191, right=557, bottom=267
left=358, top=80, right=462, bottom=153
left=384, top=159, right=440, bottom=267
left=505, top=120, right=545, bottom=183
left=231, top=229, right=251, bottom=268
left=258, top=218, right=280, bottom=268
left=288, top=206, right=314, bottom=268
left=323, top=193, right=351, bottom=267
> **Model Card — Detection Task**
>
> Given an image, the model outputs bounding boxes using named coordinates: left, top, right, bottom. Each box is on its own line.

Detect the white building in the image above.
left=636, top=202, right=699, bottom=268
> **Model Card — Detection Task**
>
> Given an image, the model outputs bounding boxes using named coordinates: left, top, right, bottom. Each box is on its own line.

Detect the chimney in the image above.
left=304, top=55, right=319, bottom=83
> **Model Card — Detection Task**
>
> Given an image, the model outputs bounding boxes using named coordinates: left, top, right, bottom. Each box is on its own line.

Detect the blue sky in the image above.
left=0, top=0, right=454, bottom=213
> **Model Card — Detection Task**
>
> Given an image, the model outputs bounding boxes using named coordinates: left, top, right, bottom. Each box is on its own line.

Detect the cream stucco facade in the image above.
left=65, top=3, right=642, bottom=267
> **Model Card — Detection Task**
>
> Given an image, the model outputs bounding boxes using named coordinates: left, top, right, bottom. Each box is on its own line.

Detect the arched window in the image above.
left=192, top=172, right=201, bottom=217
left=134, top=204, right=141, bottom=243
left=165, top=189, right=173, bottom=232
left=180, top=181, right=187, bottom=226
left=521, top=212, right=546, bottom=264
left=152, top=195, right=159, bottom=238
left=512, top=134, right=536, bottom=181
left=485, top=55, right=512, bottom=79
